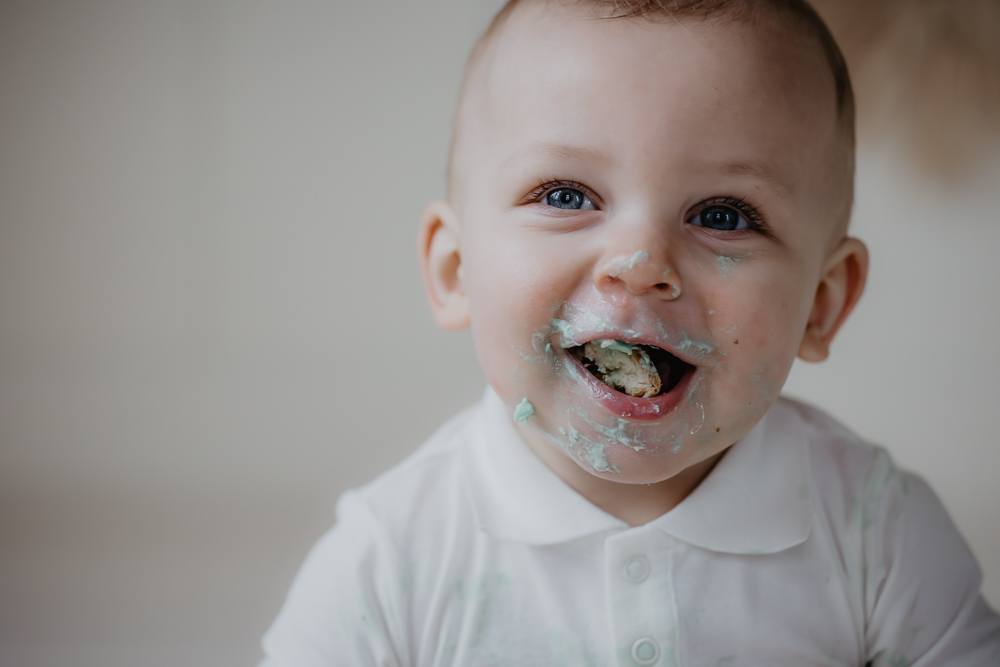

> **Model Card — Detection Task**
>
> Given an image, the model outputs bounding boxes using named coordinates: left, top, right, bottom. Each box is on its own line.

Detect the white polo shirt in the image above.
left=261, top=389, right=1000, bottom=666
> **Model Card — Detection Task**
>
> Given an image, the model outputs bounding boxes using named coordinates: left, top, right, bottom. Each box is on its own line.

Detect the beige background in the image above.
left=1, top=1, right=997, bottom=665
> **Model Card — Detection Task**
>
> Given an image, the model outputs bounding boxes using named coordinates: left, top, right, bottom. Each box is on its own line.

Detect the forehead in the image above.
left=455, top=3, right=847, bottom=213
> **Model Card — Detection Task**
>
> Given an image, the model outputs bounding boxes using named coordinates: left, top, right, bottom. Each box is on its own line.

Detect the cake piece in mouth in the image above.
left=574, top=339, right=661, bottom=397
left=569, top=339, right=694, bottom=398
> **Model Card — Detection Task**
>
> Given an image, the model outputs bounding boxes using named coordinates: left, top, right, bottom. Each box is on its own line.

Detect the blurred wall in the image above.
left=0, top=1, right=996, bottom=665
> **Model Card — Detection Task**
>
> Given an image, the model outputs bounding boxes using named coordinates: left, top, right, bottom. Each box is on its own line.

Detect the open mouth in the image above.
left=567, top=339, right=694, bottom=398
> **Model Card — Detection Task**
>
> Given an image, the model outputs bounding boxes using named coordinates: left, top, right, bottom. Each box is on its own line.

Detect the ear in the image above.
left=418, top=200, right=470, bottom=330
left=797, top=237, right=869, bottom=362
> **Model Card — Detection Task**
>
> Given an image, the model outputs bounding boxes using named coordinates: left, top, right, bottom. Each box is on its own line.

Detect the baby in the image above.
left=261, top=1, right=1000, bottom=664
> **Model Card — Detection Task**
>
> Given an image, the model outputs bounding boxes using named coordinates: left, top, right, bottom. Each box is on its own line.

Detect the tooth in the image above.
left=583, top=340, right=661, bottom=398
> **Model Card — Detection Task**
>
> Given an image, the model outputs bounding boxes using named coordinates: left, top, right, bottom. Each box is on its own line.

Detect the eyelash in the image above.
left=521, top=179, right=598, bottom=207
left=693, top=196, right=770, bottom=234
left=522, top=181, right=770, bottom=233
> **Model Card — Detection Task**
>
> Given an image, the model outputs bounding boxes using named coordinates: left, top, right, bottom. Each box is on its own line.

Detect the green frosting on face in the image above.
left=608, top=250, right=649, bottom=277
left=676, top=333, right=715, bottom=356
left=513, top=398, right=535, bottom=423
left=549, top=318, right=578, bottom=347
left=716, top=254, right=745, bottom=278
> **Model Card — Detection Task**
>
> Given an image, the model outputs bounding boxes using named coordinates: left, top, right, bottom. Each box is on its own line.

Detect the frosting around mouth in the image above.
left=507, top=304, right=716, bottom=475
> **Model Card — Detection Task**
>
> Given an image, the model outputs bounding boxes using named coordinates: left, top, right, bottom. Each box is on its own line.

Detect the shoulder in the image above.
left=771, top=396, right=1000, bottom=663
left=769, top=394, right=874, bottom=461
left=770, top=395, right=925, bottom=546
left=347, top=398, right=479, bottom=535
left=769, top=395, right=896, bottom=501
left=261, top=400, right=487, bottom=666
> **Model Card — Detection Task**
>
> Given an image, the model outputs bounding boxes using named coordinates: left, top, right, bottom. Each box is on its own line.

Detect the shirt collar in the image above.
left=464, top=387, right=811, bottom=553
left=463, top=388, right=627, bottom=545
left=650, top=401, right=812, bottom=554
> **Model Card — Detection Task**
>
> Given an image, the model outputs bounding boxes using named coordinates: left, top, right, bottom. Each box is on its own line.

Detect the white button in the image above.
left=631, top=636, right=660, bottom=665
left=622, top=556, right=650, bottom=583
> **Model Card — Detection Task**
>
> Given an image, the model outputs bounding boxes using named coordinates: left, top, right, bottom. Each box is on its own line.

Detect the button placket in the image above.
left=604, top=527, right=677, bottom=666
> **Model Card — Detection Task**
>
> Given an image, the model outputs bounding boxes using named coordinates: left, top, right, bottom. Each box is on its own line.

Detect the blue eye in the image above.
left=545, top=188, right=596, bottom=210
left=690, top=205, right=748, bottom=231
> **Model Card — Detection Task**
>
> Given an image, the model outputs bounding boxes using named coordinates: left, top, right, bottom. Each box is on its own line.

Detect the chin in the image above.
left=595, top=444, right=700, bottom=482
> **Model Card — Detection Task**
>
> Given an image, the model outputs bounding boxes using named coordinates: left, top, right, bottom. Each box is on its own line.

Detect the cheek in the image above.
left=464, top=228, right=591, bottom=334
left=466, top=232, right=555, bottom=301
left=740, top=300, right=802, bottom=359
left=462, top=240, right=568, bottom=399
left=706, top=273, right=812, bottom=400
left=466, top=257, right=552, bottom=335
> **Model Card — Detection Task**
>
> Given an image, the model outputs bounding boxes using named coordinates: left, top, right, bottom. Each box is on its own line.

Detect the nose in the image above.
left=595, top=246, right=681, bottom=300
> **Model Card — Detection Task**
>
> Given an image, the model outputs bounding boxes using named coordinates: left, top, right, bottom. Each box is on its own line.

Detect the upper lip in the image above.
left=559, top=331, right=700, bottom=368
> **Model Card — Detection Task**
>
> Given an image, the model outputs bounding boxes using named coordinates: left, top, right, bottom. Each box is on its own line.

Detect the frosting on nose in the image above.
left=596, top=250, right=681, bottom=299
left=607, top=251, right=649, bottom=277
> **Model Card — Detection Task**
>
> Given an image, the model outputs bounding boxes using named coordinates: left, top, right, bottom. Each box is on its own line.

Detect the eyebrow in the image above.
left=499, top=142, right=607, bottom=170
left=500, top=144, right=796, bottom=199
left=717, top=160, right=795, bottom=200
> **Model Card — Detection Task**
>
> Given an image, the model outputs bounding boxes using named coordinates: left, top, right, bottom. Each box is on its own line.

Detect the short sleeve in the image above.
left=260, top=492, right=409, bottom=667
left=863, top=450, right=1000, bottom=666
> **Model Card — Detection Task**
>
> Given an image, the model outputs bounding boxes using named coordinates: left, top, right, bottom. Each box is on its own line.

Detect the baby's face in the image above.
left=436, top=3, right=857, bottom=484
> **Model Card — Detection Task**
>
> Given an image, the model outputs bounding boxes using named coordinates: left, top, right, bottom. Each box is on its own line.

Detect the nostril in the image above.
left=655, top=281, right=682, bottom=299
left=595, top=261, right=680, bottom=298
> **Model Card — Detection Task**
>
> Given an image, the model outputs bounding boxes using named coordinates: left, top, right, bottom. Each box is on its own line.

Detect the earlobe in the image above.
left=798, top=237, right=869, bottom=362
left=418, top=200, right=470, bottom=331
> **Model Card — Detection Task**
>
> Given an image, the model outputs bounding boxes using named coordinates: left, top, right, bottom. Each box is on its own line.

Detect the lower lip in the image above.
left=566, top=352, right=694, bottom=422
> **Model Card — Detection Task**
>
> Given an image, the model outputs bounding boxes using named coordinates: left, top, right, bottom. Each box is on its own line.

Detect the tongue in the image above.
left=581, top=339, right=662, bottom=398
